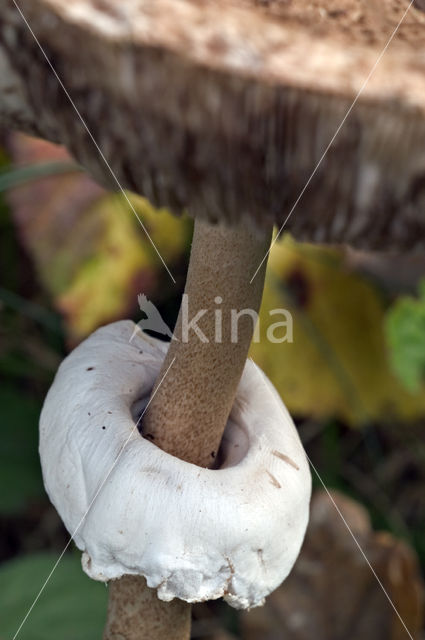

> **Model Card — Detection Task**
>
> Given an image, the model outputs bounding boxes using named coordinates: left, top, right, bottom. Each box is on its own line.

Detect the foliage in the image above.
left=5, top=134, right=191, bottom=343
left=56, top=192, right=190, bottom=340
left=0, top=553, right=107, bottom=639
left=0, top=386, right=44, bottom=515
left=250, top=235, right=425, bottom=425
left=0, top=161, right=81, bottom=191
left=385, top=280, right=425, bottom=393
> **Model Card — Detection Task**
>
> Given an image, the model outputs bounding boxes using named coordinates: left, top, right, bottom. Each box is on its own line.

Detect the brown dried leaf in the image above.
left=241, top=491, right=424, bottom=640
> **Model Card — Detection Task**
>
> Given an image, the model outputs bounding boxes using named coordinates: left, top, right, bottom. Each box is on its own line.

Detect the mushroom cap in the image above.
left=39, top=321, right=311, bottom=609
left=1, top=0, right=425, bottom=249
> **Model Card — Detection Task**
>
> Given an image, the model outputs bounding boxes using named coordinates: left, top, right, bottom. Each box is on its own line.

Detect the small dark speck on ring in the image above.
left=86, top=367, right=95, bottom=371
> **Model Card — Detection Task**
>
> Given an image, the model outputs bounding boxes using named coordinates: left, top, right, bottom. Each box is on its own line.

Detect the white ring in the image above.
left=40, top=320, right=311, bottom=609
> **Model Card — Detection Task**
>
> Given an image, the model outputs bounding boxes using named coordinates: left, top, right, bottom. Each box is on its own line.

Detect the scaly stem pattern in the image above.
left=143, top=219, right=271, bottom=467
left=103, top=218, right=272, bottom=639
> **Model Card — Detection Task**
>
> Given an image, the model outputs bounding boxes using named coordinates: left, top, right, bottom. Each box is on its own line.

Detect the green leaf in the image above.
left=0, top=552, right=107, bottom=640
left=385, top=280, right=425, bottom=393
left=0, top=386, right=44, bottom=514
left=250, top=236, right=425, bottom=425
left=0, top=162, right=81, bottom=192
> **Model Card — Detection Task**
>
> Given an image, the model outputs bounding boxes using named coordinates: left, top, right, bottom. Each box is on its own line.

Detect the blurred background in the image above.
left=0, top=131, right=424, bottom=639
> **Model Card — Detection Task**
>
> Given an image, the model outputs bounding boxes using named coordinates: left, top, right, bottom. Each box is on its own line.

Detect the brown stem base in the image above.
left=103, top=576, right=191, bottom=640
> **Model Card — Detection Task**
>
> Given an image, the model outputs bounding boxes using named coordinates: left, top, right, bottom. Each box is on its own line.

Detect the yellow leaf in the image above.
left=58, top=193, right=191, bottom=341
left=250, top=235, right=425, bottom=425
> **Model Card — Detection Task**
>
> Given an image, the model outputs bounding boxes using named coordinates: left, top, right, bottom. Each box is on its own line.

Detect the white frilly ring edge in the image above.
left=39, top=321, right=312, bottom=609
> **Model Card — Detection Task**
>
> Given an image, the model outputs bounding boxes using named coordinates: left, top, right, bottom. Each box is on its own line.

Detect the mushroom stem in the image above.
left=103, top=218, right=272, bottom=639
left=143, top=218, right=272, bottom=467
left=104, top=576, right=191, bottom=640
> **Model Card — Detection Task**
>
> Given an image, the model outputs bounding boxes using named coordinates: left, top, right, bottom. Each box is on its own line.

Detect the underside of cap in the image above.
left=1, top=0, right=425, bottom=248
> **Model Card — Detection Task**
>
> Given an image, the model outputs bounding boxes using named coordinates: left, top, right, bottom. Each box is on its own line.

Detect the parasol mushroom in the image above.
left=2, top=0, right=425, bottom=639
